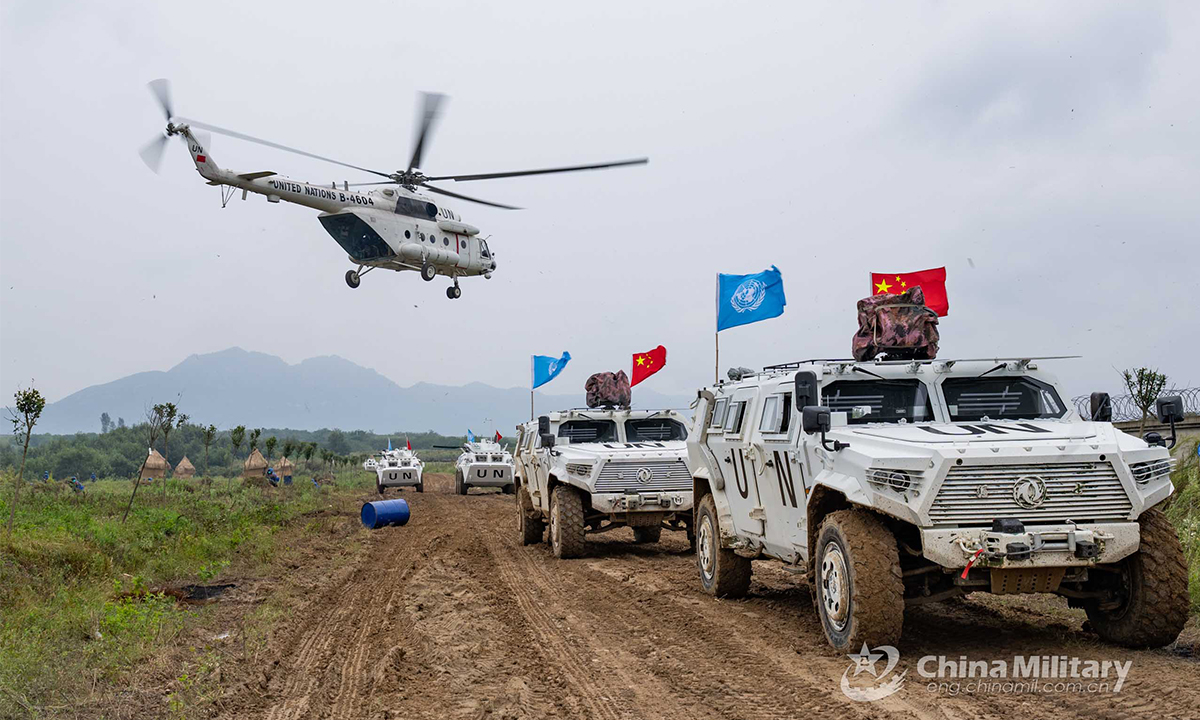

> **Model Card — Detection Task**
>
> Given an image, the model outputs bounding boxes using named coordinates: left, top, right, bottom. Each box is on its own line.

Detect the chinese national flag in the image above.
left=870, top=267, right=949, bottom=316
left=631, top=345, right=667, bottom=387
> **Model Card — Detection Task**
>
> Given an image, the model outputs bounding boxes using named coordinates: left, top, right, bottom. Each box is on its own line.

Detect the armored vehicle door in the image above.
left=751, top=389, right=807, bottom=562
left=707, top=386, right=766, bottom=537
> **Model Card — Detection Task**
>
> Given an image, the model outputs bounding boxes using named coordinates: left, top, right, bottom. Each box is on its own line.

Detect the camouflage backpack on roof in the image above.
left=585, top=371, right=631, bottom=409
left=852, top=286, right=939, bottom=361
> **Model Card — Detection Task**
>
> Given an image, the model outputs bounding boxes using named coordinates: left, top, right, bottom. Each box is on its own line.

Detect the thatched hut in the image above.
left=175, top=456, right=196, bottom=479
left=276, top=456, right=296, bottom=479
left=243, top=448, right=268, bottom=478
left=140, top=448, right=169, bottom=481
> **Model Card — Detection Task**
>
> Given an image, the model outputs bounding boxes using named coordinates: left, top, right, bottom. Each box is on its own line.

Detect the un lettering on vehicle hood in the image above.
left=556, top=440, right=688, bottom=460
left=844, top=421, right=1104, bottom=445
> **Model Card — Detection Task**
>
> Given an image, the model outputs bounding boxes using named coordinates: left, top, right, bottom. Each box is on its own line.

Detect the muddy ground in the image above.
left=191, top=473, right=1199, bottom=720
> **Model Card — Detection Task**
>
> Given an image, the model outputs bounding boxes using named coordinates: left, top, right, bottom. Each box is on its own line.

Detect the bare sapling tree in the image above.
left=123, top=406, right=164, bottom=523
left=265, top=436, right=277, bottom=462
left=201, top=424, right=218, bottom=493
left=282, top=439, right=296, bottom=464
left=249, top=428, right=262, bottom=454
left=6, top=384, right=46, bottom=540
left=1122, top=367, right=1169, bottom=435
left=229, top=425, right=246, bottom=498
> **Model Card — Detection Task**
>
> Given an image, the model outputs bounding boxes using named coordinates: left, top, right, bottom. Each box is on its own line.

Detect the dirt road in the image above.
left=216, top=474, right=1200, bottom=720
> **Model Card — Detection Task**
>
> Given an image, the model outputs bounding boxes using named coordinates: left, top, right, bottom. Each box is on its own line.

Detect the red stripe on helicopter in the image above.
left=196, top=155, right=206, bottom=163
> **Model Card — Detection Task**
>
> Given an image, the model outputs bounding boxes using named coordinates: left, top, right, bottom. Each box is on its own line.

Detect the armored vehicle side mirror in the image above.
left=802, top=405, right=849, bottom=452
left=540, top=433, right=555, bottom=449
left=794, top=371, right=818, bottom=410
left=1154, top=395, right=1184, bottom=449
left=1156, top=395, right=1184, bottom=424
left=537, top=415, right=550, bottom=435
left=801, top=405, right=831, bottom=435
left=1089, top=392, right=1113, bottom=422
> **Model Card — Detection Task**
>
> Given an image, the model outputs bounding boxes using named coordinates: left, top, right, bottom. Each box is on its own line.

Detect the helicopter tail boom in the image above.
left=179, top=126, right=220, bottom=179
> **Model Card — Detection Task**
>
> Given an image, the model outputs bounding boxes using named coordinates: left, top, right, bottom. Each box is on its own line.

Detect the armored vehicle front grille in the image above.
left=594, top=460, right=692, bottom=493
left=928, top=462, right=1132, bottom=528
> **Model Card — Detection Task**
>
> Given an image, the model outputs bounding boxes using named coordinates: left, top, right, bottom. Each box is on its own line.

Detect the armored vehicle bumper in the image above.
left=921, top=521, right=1140, bottom=569
left=461, top=463, right=513, bottom=488
left=377, top=467, right=422, bottom=488
left=590, top=490, right=693, bottom=514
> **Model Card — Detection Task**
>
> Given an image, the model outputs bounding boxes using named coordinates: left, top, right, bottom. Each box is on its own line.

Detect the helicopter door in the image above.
left=454, top=235, right=473, bottom=269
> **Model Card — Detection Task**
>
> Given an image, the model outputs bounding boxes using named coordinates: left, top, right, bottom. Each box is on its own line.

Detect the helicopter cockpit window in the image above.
left=480, top=240, right=491, bottom=258
left=395, top=197, right=438, bottom=220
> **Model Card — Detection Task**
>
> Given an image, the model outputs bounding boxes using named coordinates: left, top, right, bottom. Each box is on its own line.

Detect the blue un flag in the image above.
left=532, top=351, right=571, bottom=389
left=717, top=266, right=786, bottom=331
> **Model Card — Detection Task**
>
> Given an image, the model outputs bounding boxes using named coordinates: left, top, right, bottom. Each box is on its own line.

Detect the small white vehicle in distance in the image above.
left=686, top=358, right=1188, bottom=651
left=513, top=409, right=694, bottom=558
left=452, top=439, right=515, bottom=495
left=372, top=447, right=424, bottom=494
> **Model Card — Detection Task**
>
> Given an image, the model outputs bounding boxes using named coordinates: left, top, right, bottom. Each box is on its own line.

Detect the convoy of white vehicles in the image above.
left=368, top=357, right=1189, bottom=652
left=368, top=446, right=425, bottom=494
left=511, top=408, right=694, bottom=558
left=686, top=358, right=1188, bottom=650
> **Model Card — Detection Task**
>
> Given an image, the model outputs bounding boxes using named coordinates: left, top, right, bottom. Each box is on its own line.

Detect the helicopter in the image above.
left=139, top=80, right=647, bottom=298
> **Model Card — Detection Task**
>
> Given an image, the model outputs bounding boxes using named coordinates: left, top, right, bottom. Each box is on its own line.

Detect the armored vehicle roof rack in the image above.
left=761, top=355, right=1080, bottom=371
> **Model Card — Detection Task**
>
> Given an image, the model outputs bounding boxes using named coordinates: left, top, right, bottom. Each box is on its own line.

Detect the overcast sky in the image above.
left=2, top=1, right=1197, bottom=413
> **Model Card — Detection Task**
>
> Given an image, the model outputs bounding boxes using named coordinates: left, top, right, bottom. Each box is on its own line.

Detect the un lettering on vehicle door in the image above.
left=755, top=391, right=807, bottom=557
left=709, top=388, right=765, bottom=536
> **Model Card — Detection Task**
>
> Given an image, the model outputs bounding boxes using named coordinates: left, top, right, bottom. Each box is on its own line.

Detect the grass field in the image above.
left=0, top=468, right=381, bottom=717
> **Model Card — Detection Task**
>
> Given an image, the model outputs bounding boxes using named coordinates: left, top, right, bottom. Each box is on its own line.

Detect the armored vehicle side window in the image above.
left=723, top=401, right=747, bottom=434
left=942, top=376, right=1067, bottom=421
left=759, top=393, right=792, bottom=434
left=625, top=418, right=688, bottom=442
left=710, top=398, right=728, bottom=428
left=558, top=420, right=618, bottom=443
left=822, top=380, right=932, bottom=424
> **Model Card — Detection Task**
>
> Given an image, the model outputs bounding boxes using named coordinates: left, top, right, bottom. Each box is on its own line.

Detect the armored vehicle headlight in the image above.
left=566, top=463, right=594, bottom=477
left=1130, top=458, right=1175, bottom=485
left=866, top=468, right=916, bottom=493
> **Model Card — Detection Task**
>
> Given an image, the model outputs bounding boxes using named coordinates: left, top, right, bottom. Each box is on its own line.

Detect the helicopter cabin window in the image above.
left=723, top=401, right=747, bottom=434
left=443, top=237, right=449, bottom=246
left=709, top=398, right=729, bottom=428
left=759, top=393, right=792, bottom=434
left=404, top=230, right=411, bottom=239
left=480, top=240, right=491, bottom=258
left=557, top=420, right=617, bottom=444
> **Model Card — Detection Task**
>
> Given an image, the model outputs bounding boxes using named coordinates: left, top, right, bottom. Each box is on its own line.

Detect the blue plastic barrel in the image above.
left=361, top=498, right=411, bottom=529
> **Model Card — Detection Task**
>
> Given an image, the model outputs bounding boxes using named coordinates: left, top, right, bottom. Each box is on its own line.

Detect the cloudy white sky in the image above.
left=2, top=1, right=1197, bottom=411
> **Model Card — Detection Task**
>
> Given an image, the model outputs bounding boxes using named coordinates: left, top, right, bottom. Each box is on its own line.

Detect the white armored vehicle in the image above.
left=453, top=440, right=515, bottom=495
left=687, top=358, right=1188, bottom=651
left=514, top=409, right=695, bottom=557
left=372, top=447, right=424, bottom=494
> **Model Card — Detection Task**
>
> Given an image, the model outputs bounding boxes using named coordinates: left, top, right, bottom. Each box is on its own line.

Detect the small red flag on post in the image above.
left=406, top=438, right=412, bottom=451
left=631, top=345, right=667, bottom=387
left=494, top=431, right=503, bottom=443
left=870, top=267, right=949, bottom=316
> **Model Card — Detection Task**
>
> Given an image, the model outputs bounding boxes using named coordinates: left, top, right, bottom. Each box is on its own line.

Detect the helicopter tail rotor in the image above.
left=139, top=134, right=171, bottom=173
left=140, top=78, right=177, bottom=173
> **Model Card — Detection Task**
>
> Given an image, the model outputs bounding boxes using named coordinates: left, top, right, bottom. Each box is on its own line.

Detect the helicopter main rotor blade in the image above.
left=425, top=157, right=648, bottom=183
left=346, top=181, right=397, bottom=187
left=408, top=92, right=447, bottom=172
left=139, top=134, right=170, bottom=173
left=147, top=78, right=174, bottom=121
left=177, top=117, right=393, bottom=179
left=424, top=183, right=521, bottom=210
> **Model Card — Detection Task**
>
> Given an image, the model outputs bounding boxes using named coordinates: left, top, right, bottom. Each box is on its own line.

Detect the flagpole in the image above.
left=530, top=355, right=534, bottom=421
left=714, top=273, right=719, bottom=383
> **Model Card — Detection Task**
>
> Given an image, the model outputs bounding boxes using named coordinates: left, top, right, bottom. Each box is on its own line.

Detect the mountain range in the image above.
left=35, top=348, right=693, bottom=435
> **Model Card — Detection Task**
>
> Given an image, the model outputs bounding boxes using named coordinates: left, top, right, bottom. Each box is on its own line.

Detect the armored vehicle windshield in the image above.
left=625, top=417, right=688, bottom=441
left=558, top=419, right=618, bottom=443
left=822, top=379, right=934, bottom=424
left=942, top=376, right=1067, bottom=421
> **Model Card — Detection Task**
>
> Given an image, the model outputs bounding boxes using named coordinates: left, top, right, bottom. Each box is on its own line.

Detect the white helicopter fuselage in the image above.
left=178, top=126, right=498, bottom=283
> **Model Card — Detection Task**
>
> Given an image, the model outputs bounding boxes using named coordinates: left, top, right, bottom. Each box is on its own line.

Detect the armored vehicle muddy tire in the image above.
left=376, top=479, right=384, bottom=495
left=455, top=471, right=467, bottom=496
left=696, top=494, right=751, bottom=598
left=632, top=525, right=662, bottom=544
left=1084, top=508, right=1189, bottom=648
left=549, top=485, right=586, bottom=559
left=517, top=488, right=545, bottom=546
left=502, top=484, right=515, bottom=495
left=415, top=482, right=423, bottom=493
left=814, top=509, right=904, bottom=652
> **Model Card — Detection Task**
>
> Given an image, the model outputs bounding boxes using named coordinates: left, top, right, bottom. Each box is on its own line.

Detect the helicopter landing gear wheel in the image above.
left=345, top=270, right=361, bottom=289
left=446, top=283, right=461, bottom=300
left=420, top=262, right=436, bottom=282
